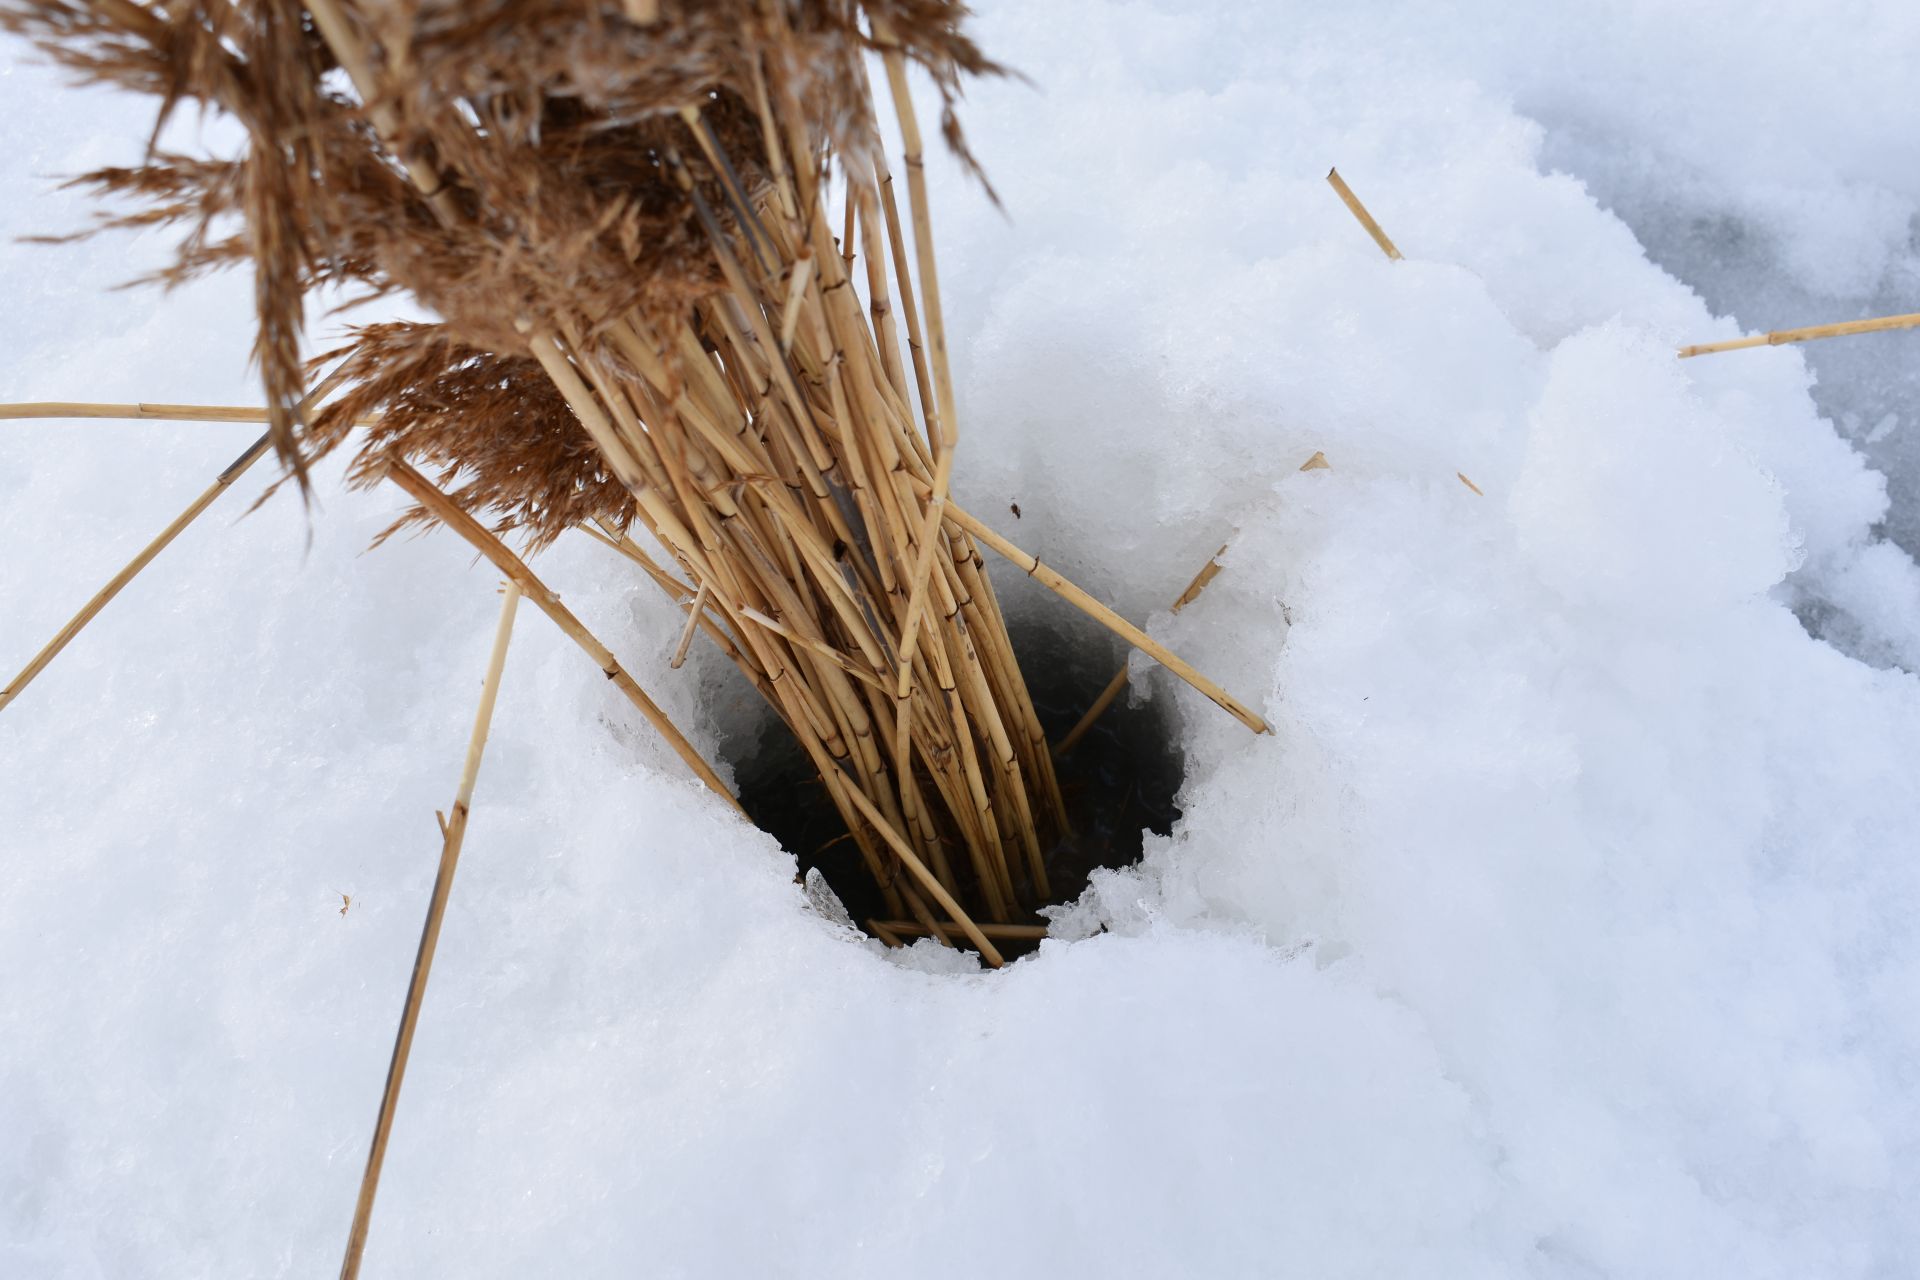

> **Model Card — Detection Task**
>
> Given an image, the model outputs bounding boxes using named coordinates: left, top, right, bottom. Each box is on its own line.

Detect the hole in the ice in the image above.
left=726, top=619, right=1186, bottom=960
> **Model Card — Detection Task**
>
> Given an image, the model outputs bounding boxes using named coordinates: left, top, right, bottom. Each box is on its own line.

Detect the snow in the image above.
left=5, top=1, right=1920, bottom=1276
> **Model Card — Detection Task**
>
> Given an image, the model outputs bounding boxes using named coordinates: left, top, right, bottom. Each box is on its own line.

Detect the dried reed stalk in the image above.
left=1326, top=167, right=1403, bottom=261
left=1677, top=310, right=1920, bottom=358
left=340, top=580, right=521, bottom=1280
left=1, top=367, right=350, bottom=716
left=944, top=506, right=1269, bottom=735
left=0, top=433, right=266, bottom=714
left=8, top=1, right=1270, bottom=927
left=0, top=401, right=371, bottom=425
left=1055, top=545, right=1229, bottom=757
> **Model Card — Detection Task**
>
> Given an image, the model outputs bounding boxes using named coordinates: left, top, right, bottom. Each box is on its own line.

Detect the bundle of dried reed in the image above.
left=5, top=0, right=1268, bottom=946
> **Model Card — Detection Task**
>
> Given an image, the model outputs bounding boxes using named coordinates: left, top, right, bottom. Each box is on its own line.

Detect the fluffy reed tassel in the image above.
left=7, top=0, right=1266, bottom=930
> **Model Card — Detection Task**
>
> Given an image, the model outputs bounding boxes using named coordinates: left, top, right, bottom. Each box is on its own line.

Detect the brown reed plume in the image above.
left=6, top=0, right=1268, bottom=940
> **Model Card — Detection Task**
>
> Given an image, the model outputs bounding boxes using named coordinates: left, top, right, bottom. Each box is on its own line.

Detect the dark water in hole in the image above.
left=730, top=622, right=1186, bottom=947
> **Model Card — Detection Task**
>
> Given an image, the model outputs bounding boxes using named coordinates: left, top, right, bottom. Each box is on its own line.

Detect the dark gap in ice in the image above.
left=727, top=619, right=1186, bottom=959
left=1014, top=617, right=1188, bottom=917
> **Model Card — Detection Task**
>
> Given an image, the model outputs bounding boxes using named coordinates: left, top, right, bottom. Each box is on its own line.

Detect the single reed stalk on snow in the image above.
left=0, top=434, right=268, bottom=714
left=0, top=402, right=374, bottom=425
left=1326, top=167, right=1403, bottom=260
left=340, top=580, right=521, bottom=1280
left=1055, top=546, right=1230, bottom=757
left=1677, top=310, right=1920, bottom=358
left=0, top=367, right=350, bottom=716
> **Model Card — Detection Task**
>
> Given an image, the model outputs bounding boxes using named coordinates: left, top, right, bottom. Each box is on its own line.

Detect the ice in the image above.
left=6, top=1, right=1920, bottom=1276
left=1420, top=0, right=1920, bottom=557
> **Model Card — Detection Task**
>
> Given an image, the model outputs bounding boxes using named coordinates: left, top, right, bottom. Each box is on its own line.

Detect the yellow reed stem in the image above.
left=1326, top=167, right=1403, bottom=261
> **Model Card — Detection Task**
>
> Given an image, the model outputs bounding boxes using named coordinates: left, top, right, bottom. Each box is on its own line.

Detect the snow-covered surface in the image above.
left=5, top=2, right=1920, bottom=1275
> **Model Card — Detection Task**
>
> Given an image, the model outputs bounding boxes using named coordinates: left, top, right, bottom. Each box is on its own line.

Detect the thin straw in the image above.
left=1326, top=167, right=1403, bottom=261
left=2, top=367, right=352, bottom=716
left=0, top=402, right=377, bottom=425
left=339, top=581, right=521, bottom=1280
left=941, top=501, right=1271, bottom=735
left=0, top=434, right=268, bottom=715
left=669, top=583, right=709, bottom=670
left=1677, top=310, right=1920, bottom=358
left=1054, top=545, right=1228, bottom=756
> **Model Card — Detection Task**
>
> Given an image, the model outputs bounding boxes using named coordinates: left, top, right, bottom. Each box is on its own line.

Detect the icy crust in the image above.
left=6, top=0, right=1920, bottom=1276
